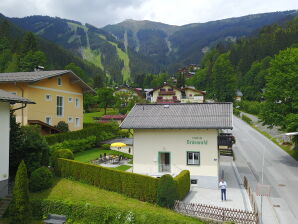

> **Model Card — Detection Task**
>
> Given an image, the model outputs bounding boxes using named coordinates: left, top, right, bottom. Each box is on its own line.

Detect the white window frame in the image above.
left=57, top=77, right=62, bottom=86
left=45, top=94, right=52, bottom=101
left=187, top=152, right=200, bottom=165
left=75, top=98, right=80, bottom=108
left=75, top=117, right=80, bottom=127
left=45, top=116, right=52, bottom=125
left=68, top=116, right=73, bottom=123
left=68, top=97, right=73, bottom=103
left=56, top=96, right=64, bottom=117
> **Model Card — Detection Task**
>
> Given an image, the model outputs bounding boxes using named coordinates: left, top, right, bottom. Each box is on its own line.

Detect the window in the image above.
left=45, top=94, right=52, bottom=101
left=75, top=98, right=80, bottom=108
left=191, top=179, right=198, bottom=185
left=75, top=117, right=80, bottom=127
left=68, top=116, right=73, bottom=123
left=45, top=117, right=52, bottom=125
left=10, top=92, right=17, bottom=95
left=187, top=152, right=200, bottom=165
left=56, top=96, right=64, bottom=117
left=68, top=97, right=73, bottom=103
left=57, top=77, right=62, bottom=86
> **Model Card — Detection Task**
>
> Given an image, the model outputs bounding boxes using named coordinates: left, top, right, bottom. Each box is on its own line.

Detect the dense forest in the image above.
left=0, top=17, right=106, bottom=87
left=187, top=16, right=298, bottom=136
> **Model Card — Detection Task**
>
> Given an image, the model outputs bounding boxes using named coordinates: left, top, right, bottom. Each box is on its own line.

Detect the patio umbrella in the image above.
left=111, top=142, right=127, bottom=147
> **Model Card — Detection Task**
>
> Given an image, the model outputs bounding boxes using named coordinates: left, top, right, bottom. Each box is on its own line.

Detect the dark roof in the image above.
left=101, top=115, right=126, bottom=120
left=120, top=103, right=233, bottom=129
left=0, top=70, right=95, bottom=93
left=0, top=89, right=35, bottom=104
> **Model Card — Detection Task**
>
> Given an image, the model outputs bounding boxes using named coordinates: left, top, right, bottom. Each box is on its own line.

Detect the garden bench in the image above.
left=43, top=214, right=67, bottom=224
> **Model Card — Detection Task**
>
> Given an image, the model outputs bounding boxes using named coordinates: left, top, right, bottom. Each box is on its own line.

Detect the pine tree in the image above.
left=9, top=161, right=32, bottom=224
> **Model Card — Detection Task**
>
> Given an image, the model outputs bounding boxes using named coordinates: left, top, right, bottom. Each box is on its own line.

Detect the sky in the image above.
left=1, top=0, right=298, bottom=28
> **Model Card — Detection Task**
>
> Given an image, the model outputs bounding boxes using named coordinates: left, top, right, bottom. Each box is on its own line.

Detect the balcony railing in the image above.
left=159, top=164, right=171, bottom=172
left=159, top=90, right=176, bottom=95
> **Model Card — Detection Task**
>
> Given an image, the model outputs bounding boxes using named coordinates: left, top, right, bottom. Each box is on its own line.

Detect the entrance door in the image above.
left=159, top=152, right=171, bottom=172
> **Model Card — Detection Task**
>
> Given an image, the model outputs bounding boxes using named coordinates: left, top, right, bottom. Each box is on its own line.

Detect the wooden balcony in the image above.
left=159, top=90, right=176, bottom=95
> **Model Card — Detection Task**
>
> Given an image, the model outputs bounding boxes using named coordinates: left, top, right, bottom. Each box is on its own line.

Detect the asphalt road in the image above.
left=232, top=116, right=298, bottom=224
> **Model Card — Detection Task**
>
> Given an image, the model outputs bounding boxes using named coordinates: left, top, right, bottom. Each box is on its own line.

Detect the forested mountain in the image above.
left=4, top=10, right=298, bottom=84
left=0, top=14, right=106, bottom=86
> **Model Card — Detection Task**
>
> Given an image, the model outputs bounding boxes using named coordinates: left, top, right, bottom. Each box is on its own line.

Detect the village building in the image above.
left=114, top=87, right=144, bottom=101
left=120, top=103, right=233, bottom=189
left=150, top=84, right=205, bottom=104
left=0, top=89, right=35, bottom=197
left=0, top=70, right=95, bottom=132
left=235, top=89, right=243, bottom=101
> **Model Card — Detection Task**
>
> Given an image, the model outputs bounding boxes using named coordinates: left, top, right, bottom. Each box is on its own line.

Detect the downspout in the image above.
left=11, top=103, right=28, bottom=113
left=14, top=82, right=25, bottom=125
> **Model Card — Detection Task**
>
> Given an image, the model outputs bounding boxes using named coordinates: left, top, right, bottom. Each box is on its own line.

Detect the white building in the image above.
left=0, top=89, right=35, bottom=197
left=120, top=103, right=233, bottom=189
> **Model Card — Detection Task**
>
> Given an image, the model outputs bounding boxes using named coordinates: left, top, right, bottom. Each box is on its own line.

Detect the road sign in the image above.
left=256, top=183, right=271, bottom=197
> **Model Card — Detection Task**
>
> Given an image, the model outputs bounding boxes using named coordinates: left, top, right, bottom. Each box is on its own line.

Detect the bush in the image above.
left=51, top=149, right=74, bottom=168
left=50, top=136, right=97, bottom=153
left=233, top=108, right=241, bottom=117
left=45, top=123, right=120, bottom=145
left=235, top=101, right=262, bottom=115
left=54, top=121, right=69, bottom=132
left=56, top=159, right=159, bottom=203
left=174, top=170, right=190, bottom=200
left=29, top=167, right=53, bottom=192
left=157, top=174, right=178, bottom=208
left=9, top=161, right=32, bottom=224
left=101, top=144, right=111, bottom=150
left=241, top=114, right=252, bottom=124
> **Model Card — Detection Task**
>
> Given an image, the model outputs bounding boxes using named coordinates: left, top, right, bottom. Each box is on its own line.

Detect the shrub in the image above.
left=241, top=114, right=252, bottom=124
left=157, top=174, right=178, bottom=208
left=55, top=121, right=69, bottom=132
left=45, top=122, right=120, bottom=145
left=233, top=108, right=241, bottom=117
left=29, top=167, right=53, bottom=192
left=9, top=161, right=32, bottom=224
left=51, top=149, right=74, bottom=168
left=56, top=159, right=159, bottom=203
left=235, top=101, right=262, bottom=115
left=50, top=136, right=97, bottom=153
left=101, top=144, right=111, bottom=150
left=174, top=170, right=190, bottom=200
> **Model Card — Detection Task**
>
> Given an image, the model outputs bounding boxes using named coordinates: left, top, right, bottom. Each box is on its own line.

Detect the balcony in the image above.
left=159, top=89, right=176, bottom=96
left=157, top=96, right=180, bottom=103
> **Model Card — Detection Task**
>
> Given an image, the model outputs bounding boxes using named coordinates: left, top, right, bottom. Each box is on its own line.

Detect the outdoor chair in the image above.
left=43, top=214, right=66, bottom=224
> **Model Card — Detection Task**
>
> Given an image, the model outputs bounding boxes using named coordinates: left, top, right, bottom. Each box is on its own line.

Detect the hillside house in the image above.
left=120, top=103, right=233, bottom=188
left=151, top=84, right=205, bottom=103
left=0, top=70, right=95, bottom=132
left=0, top=89, right=35, bottom=197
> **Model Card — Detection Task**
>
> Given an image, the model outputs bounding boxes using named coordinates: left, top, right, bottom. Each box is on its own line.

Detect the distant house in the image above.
left=0, top=89, right=35, bottom=197
left=0, top=70, right=95, bottom=132
left=114, top=87, right=144, bottom=100
left=120, top=103, right=233, bottom=188
left=151, top=84, right=205, bottom=103
left=235, top=90, right=243, bottom=101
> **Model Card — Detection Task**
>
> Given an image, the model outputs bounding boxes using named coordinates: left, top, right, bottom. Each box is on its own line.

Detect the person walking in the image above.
left=219, top=179, right=227, bottom=201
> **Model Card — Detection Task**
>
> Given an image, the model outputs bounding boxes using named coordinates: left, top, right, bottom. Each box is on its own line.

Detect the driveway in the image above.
left=184, top=156, right=252, bottom=211
left=232, top=115, right=298, bottom=224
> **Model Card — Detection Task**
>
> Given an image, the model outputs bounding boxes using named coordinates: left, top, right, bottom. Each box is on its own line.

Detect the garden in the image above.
left=2, top=115, right=200, bottom=224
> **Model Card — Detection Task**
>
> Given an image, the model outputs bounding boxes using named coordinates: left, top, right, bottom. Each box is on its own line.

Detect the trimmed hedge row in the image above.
left=174, top=170, right=190, bottom=200
left=31, top=199, right=201, bottom=224
left=56, top=159, right=159, bottom=203
left=50, top=136, right=97, bottom=153
left=45, top=123, right=120, bottom=145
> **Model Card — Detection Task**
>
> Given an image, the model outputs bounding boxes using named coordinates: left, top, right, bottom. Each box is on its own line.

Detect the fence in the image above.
left=243, top=176, right=258, bottom=212
left=174, top=201, right=259, bottom=224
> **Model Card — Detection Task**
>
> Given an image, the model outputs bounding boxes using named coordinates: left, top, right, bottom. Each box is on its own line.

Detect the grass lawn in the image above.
left=74, top=148, right=132, bottom=163
left=83, top=108, right=118, bottom=123
left=30, top=178, right=203, bottom=224
left=0, top=218, right=42, bottom=224
left=113, top=165, right=132, bottom=171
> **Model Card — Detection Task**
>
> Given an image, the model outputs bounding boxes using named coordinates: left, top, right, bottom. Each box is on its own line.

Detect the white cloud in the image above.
left=0, top=0, right=297, bottom=27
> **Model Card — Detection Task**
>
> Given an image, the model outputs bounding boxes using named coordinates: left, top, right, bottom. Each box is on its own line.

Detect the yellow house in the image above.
left=0, top=70, right=95, bottom=132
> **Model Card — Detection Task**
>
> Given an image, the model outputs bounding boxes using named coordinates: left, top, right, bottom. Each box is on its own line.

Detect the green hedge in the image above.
left=241, top=114, right=253, bottom=124
left=31, top=199, right=201, bottom=224
left=233, top=108, right=241, bottom=117
left=56, top=159, right=159, bottom=203
left=50, top=136, right=97, bottom=153
left=45, top=123, right=119, bottom=145
left=174, top=170, right=190, bottom=200
left=235, top=101, right=262, bottom=115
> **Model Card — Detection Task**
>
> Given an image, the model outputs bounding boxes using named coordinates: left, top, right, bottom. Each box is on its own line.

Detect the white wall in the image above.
left=0, top=102, right=10, bottom=187
left=133, top=129, right=219, bottom=188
